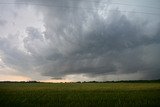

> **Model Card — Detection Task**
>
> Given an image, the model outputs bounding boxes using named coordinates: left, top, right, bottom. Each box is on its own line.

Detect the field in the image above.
left=0, top=83, right=160, bottom=107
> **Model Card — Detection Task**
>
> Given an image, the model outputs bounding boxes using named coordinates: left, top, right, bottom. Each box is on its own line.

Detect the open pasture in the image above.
left=0, top=83, right=160, bottom=107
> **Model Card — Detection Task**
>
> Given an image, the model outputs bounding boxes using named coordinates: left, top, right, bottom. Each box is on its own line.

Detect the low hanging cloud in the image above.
left=0, top=0, right=160, bottom=80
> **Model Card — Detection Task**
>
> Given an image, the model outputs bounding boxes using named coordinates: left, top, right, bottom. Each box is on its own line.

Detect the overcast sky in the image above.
left=0, top=0, right=160, bottom=82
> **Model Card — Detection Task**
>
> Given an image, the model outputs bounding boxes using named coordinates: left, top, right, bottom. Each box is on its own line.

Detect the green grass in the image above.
left=0, top=83, right=160, bottom=107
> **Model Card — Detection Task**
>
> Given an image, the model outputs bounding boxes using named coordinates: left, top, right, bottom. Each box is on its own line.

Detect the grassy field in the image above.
left=0, top=83, right=160, bottom=107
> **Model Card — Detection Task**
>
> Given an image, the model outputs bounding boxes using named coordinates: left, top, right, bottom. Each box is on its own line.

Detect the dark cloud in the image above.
left=51, top=77, right=63, bottom=80
left=1, top=0, right=160, bottom=80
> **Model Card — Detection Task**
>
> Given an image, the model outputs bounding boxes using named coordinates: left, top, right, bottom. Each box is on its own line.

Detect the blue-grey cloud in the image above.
left=0, top=19, right=7, bottom=26
left=0, top=0, right=160, bottom=80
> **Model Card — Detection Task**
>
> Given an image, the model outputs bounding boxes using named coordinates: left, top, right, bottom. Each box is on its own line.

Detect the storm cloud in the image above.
left=0, top=0, right=160, bottom=81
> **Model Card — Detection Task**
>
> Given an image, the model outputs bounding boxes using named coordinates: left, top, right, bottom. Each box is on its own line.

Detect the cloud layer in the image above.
left=0, top=0, right=160, bottom=80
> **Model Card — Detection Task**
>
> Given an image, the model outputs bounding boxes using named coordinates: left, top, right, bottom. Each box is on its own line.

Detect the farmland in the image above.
left=0, top=82, right=160, bottom=107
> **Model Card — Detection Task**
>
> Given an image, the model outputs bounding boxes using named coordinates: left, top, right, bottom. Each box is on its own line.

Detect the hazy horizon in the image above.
left=0, top=0, right=160, bottom=82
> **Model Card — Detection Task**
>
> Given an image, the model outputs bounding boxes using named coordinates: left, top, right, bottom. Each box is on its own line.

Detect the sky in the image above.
left=0, top=0, right=160, bottom=82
